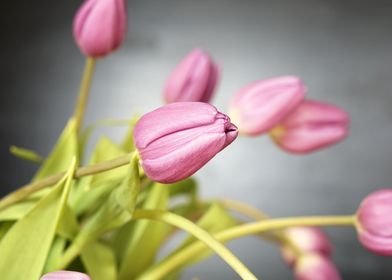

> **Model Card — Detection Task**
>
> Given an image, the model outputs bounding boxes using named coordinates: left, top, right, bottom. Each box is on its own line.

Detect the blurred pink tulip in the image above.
left=356, top=189, right=392, bottom=256
left=73, top=0, right=127, bottom=57
left=229, top=76, right=306, bottom=136
left=40, top=270, right=90, bottom=280
left=164, top=49, right=220, bottom=103
left=134, top=102, right=238, bottom=183
left=270, top=99, right=349, bottom=153
left=295, top=254, right=341, bottom=280
left=281, top=227, right=333, bottom=266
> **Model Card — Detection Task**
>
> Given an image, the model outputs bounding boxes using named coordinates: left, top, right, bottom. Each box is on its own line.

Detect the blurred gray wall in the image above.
left=1, top=0, right=392, bottom=279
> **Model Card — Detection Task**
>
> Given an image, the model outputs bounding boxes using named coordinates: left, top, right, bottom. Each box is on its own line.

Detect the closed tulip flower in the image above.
left=356, top=189, right=392, bottom=256
left=281, top=227, right=332, bottom=266
left=164, top=49, right=220, bottom=103
left=73, top=0, right=127, bottom=57
left=294, top=254, right=341, bottom=280
left=270, top=99, right=349, bottom=153
left=41, top=271, right=90, bottom=280
left=229, top=76, right=306, bottom=136
left=134, top=102, right=238, bottom=183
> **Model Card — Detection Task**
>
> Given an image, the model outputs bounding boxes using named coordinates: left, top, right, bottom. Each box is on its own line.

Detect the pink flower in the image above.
left=281, top=227, right=333, bottom=266
left=134, top=102, right=238, bottom=183
left=40, top=271, right=90, bottom=280
left=356, top=189, right=392, bottom=256
left=229, top=76, right=306, bottom=136
left=73, top=0, right=127, bottom=57
left=270, top=99, right=349, bottom=153
left=164, top=49, right=220, bottom=103
left=294, top=254, right=341, bottom=280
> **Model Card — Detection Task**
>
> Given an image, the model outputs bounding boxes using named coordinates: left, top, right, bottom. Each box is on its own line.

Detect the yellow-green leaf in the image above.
left=43, top=236, right=67, bottom=273
left=33, top=118, right=78, bottom=181
left=153, top=203, right=237, bottom=279
left=0, top=200, right=37, bottom=221
left=121, top=115, right=139, bottom=152
left=9, top=146, right=43, bottom=163
left=57, top=204, right=79, bottom=240
left=0, top=159, right=76, bottom=280
left=116, top=183, right=171, bottom=280
left=70, top=136, right=127, bottom=215
left=81, top=241, right=117, bottom=280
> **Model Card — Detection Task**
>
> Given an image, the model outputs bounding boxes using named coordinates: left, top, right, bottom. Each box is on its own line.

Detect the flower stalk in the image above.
left=139, top=215, right=355, bottom=279
left=74, top=57, right=96, bottom=134
left=0, top=153, right=133, bottom=210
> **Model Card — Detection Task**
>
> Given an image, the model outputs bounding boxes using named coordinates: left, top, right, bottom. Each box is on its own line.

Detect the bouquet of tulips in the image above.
left=1, top=0, right=391, bottom=280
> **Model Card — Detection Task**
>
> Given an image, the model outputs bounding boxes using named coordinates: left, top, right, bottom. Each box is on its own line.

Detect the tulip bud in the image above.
left=270, top=99, right=349, bottom=154
left=356, top=189, right=392, bottom=256
left=134, top=102, right=238, bottom=183
left=228, top=76, right=306, bottom=136
left=164, top=49, right=220, bottom=103
left=281, top=227, right=332, bottom=266
left=294, top=254, right=341, bottom=280
left=73, top=0, right=127, bottom=58
left=40, top=271, right=90, bottom=280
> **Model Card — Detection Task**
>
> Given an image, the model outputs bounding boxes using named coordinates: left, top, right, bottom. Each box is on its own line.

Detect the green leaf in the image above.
left=153, top=203, right=237, bottom=279
left=0, top=159, right=76, bottom=280
left=43, top=236, right=67, bottom=273
left=79, top=118, right=132, bottom=160
left=9, top=146, right=43, bottom=163
left=70, top=136, right=128, bottom=215
left=57, top=204, right=79, bottom=240
left=70, top=156, right=140, bottom=262
left=121, top=115, right=139, bottom=152
left=168, top=178, right=198, bottom=203
left=0, top=222, right=14, bottom=241
left=116, top=183, right=171, bottom=280
left=0, top=200, right=37, bottom=221
left=175, top=203, right=237, bottom=253
left=33, top=118, right=78, bottom=181
left=81, top=241, right=117, bottom=280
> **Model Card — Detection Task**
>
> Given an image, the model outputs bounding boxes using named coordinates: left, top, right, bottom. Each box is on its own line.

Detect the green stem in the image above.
left=57, top=153, right=140, bottom=269
left=220, top=199, right=302, bottom=257
left=74, top=57, right=96, bottom=134
left=0, top=153, right=133, bottom=210
left=139, top=215, right=355, bottom=279
left=133, top=210, right=258, bottom=280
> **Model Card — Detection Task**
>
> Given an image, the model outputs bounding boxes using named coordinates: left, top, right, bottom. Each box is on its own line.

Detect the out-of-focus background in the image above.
left=1, top=0, right=392, bottom=279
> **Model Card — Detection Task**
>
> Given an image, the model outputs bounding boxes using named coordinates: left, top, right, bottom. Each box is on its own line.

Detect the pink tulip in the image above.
left=281, top=227, right=333, bottom=266
left=73, top=0, right=127, bottom=57
left=40, top=271, right=90, bottom=280
left=164, top=49, right=220, bottom=103
left=229, top=76, right=306, bottom=136
left=356, top=189, right=392, bottom=256
left=134, top=102, right=238, bottom=183
left=294, top=254, right=341, bottom=280
left=270, top=99, right=349, bottom=153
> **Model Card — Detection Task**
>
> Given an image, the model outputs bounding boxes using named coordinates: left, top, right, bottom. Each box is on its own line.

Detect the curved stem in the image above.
left=220, top=199, right=269, bottom=220
left=74, top=57, right=96, bottom=134
left=139, top=215, right=355, bottom=279
left=0, top=153, right=133, bottom=210
left=220, top=199, right=302, bottom=257
left=132, top=209, right=258, bottom=280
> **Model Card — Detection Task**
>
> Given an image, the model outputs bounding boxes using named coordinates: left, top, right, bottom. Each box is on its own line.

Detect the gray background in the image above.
left=1, top=0, right=392, bottom=279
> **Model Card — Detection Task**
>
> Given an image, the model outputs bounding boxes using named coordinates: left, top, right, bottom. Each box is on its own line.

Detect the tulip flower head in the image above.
left=73, top=0, right=127, bottom=57
left=270, top=99, right=349, bottom=154
left=229, top=76, right=306, bottom=136
left=356, top=189, right=392, bottom=256
left=40, top=271, right=90, bottom=280
left=294, top=254, right=341, bottom=280
left=134, top=102, right=238, bottom=183
left=164, top=49, right=220, bottom=103
left=281, top=227, right=333, bottom=266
